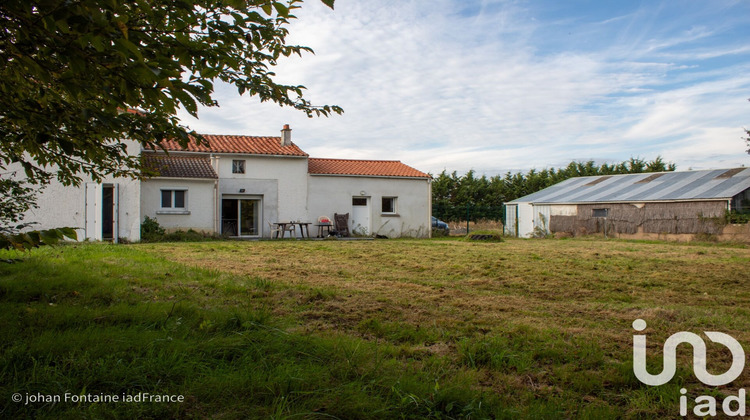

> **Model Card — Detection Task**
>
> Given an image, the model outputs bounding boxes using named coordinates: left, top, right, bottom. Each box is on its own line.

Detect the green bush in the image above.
left=140, top=218, right=220, bottom=243
left=726, top=210, right=750, bottom=224
left=431, top=227, right=449, bottom=237
left=163, top=229, right=221, bottom=242
left=140, top=216, right=165, bottom=242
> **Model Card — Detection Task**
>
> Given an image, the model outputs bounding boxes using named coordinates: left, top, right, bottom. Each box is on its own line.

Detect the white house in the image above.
left=20, top=125, right=432, bottom=241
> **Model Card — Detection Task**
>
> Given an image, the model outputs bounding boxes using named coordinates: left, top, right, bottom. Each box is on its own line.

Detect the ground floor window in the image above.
left=222, top=198, right=261, bottom=236
left=161, top=189, right=186, bottom=209
left=382, top=196, right=397, bottom=214
left=592, top=208, right=609, bottom=218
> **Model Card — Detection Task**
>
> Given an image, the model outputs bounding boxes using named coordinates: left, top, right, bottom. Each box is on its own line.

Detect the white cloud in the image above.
left=178, top=0, right=750, bottom=175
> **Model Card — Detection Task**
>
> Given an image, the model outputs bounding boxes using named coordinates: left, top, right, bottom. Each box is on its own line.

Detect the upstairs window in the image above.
left=232, top=160, right=245, bottom=174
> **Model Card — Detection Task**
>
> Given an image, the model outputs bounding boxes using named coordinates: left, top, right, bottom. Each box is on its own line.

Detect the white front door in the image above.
left=85, top=183, right=119, bottom=242
left=351, top=197, right=370, bottom=235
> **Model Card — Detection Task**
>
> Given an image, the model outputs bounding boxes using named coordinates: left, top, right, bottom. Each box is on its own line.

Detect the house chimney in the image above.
left=281, top=124, right=292, bottom=146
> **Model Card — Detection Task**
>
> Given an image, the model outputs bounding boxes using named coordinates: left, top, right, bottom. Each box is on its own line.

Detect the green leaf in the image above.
left=59, top=227, right=79, bottom=240
left=39, top=229, right=60, bottom=245
left=0, top=0, right=343, bottom=191
left=171, top=89, right=198, bottom=116
left=320, top=0, right=335, bottom=9
left=273, top=2, right=289, bottom=17
left=89, top=35, right=105, bottom=52
left=114, top=38, right=143, bottom=61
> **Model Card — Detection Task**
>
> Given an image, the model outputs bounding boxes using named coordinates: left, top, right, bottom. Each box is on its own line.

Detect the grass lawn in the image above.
left=2, top=237, right=749, bottom=418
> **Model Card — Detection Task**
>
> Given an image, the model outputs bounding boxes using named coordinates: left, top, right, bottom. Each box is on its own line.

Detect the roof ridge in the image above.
left=583, top=167, right=747, bottom=177
left=562, top=168, right=746, bottom=181
left=309, top=157, right=402, bottom=163
left=199, top=133, right=280, bottom=138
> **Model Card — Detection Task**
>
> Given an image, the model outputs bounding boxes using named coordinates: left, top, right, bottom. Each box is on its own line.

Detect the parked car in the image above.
left=431, top=216, right=450, bottom=233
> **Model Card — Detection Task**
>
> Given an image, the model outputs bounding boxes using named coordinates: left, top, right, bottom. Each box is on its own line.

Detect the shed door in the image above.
left=533, top=205, right=552, bottom=235
left=504, top=204, right=517, bottom=237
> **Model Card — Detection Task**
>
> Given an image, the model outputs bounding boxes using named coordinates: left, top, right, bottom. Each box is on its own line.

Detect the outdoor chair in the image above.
left=334, top=213, right=350, bottom=237
left=266, top=220, right=282, bottom=239
left=283, top=222, right=296, bottom=238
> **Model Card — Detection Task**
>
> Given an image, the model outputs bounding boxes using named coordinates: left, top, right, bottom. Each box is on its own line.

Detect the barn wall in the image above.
left=549, top=201, right=728, bottom=236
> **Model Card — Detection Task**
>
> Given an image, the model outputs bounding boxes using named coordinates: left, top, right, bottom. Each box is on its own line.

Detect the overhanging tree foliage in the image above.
left=0, top=177, right=39, bottom=234
left=0, top=175, right=77, bottom=251
left=0, top=0, right=341, bottom=187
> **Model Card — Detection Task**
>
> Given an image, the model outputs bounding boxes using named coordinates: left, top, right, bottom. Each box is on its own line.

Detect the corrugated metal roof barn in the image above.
left=505, top=168, right=750, bottom=239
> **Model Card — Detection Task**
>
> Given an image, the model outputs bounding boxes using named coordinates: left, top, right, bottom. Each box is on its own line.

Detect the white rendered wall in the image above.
left=216, top=154, right=308, bottom=237
left=12, top=170, right=142, bottom=242
left=140, top=179, right=216, bottom=233
left=307, top=175, right=431, bottom=238
left=10, top=138, right=144, bottom=241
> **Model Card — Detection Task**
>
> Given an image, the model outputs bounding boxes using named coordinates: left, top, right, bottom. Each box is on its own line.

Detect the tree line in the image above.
left=432, top=157, right=676, bottom=222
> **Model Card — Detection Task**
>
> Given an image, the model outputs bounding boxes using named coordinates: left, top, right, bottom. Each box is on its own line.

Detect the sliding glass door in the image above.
left=239, top=199, right=259, bottom=236
left=221, top=198, right=261, bottom=237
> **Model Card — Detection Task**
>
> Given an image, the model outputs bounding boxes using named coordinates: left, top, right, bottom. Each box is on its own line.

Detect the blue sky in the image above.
left=178, top=0, right=750, bottom=175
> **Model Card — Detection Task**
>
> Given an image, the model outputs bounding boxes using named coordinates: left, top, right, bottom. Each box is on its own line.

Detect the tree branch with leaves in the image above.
left=0, top=0, right=342, bottom=187
left=0, top=175, right=77, bottom=251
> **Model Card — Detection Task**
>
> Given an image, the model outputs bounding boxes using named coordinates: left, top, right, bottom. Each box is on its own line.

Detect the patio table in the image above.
left=273, top=222, right=311, bottom=238
left=315, top=223, right=333, bottom=238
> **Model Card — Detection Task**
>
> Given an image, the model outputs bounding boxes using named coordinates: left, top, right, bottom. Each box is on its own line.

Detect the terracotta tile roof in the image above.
left=159, top=135, right=307, bottom=156
left=142, top=154, right=218, bottom=179
left=308, top=158, right=430, bottom=178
